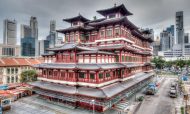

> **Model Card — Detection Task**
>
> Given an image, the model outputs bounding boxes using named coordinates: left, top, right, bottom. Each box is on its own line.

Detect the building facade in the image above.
left=20, top=24, right=32, bottom=38
left=0, top=44, right=20, bottom=57
left=21, top=37, right=36, bottom=57
left=50, top=20, right=56, bottom=33
left=46, top=20, right=57, bottom=48
left=160, top=30, right=173, bottom=51
left=30, top=16, right=39, bottom=57
left=39, top=40, right=49, bottom=56
left=30, top=4, right=154, bottom=112
left=3, top=19, right=17, bottom=45
left=176, top=11, right=184, bottom=45
left=0, top=58, right=41, bottom=84
left=153, top=37, right=160, bottom=56
left=184, top=33, right=189, bottom=44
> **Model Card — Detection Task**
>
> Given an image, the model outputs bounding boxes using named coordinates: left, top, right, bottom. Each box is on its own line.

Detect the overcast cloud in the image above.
left=0, top=0, right=190, bottom=44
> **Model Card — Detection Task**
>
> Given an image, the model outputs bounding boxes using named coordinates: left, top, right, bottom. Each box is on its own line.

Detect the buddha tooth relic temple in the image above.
left=30, top=4, right=154, bottom=112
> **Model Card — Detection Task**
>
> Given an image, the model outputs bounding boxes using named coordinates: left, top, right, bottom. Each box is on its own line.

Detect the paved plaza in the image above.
left=4, top=76, right=181, bottom=114
left=4, top=95, right=124, bottom=114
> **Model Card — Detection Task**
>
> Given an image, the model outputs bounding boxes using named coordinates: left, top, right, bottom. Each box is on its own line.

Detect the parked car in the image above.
left=145, top=83, right=157, bottom=95
left=169, top=89, right=177, bottom=98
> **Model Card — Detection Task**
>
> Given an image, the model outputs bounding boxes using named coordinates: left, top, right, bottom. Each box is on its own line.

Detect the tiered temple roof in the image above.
left=34, top=63, right=149, bottom=70
left=96, top=4, right=133, bottom=16
left=30, top=72, right=153, bottom=98
left=47, top=43, right=97, bottom=51
left=63, top=14, right=90, bottom=23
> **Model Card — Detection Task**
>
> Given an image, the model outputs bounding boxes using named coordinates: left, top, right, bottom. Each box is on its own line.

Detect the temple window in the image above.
left=122, top=56, right=125, bottom=62
left=75, top=34, right=79, bottom=41
left=79, top=72, right=86, bottom=78
left=69, top=72, right=73, bottom=79
left=61, top=72, right=65, bottom=78
left=106, top=29, right=112, bottom=37
left=70, top=53, right=75, bottom=62
left=100, top=30, right=105, bottom=38
left=91, top=56, right=96, bottom=63
left=70, top=34, right=74, bottom=42
left=49, top=70, right=53, bottom=77
left=99, top=73, right=103, bottom=79
left=108, top=14, right=116, bottom=19
left=72, top=22, right=78, bottom=26
left=116, top=55, right=119, bottom=62
left=122, top=69, right=125, bottom=75
left=106, top=72, right=110, bottom=77
left=115, top=28, right=120, bottom=36
left=54, top=71, right=57, bottom=76
left=43, top=70, right=46, bottom=75
left=90, top=73, right=95, bottom=79
left=65, top=35, right=69, bottom=42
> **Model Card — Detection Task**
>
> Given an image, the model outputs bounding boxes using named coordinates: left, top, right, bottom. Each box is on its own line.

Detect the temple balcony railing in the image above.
left=81, top=34, right=135, bottom=44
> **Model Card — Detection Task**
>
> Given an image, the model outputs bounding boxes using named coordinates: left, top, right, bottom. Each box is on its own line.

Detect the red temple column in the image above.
left=96, top=54, right=97, bottom=63
left=96, top=71, right=99, bottom=83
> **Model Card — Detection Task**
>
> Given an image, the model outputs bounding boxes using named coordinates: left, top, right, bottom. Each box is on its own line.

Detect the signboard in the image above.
left=0, top=85, right=8, bottom=90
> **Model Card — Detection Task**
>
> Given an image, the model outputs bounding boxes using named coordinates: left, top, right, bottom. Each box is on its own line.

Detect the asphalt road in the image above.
left=136, top=77, right=176, bottom=114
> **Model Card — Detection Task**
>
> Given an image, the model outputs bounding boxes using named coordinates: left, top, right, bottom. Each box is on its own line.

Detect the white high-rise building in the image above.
left=3, top=19, right=17, bottom=45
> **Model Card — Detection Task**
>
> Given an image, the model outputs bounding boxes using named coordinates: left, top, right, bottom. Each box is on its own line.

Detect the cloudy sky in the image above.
left=0, top=0, right=190, bottom=44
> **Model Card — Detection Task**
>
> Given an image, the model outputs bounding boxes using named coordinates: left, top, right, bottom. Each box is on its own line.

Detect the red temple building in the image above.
left=30, top=4, right=154, bottom=112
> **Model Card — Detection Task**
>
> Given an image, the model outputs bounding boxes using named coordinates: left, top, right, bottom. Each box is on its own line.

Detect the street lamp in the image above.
left=91, top=99, right=95, bottom=114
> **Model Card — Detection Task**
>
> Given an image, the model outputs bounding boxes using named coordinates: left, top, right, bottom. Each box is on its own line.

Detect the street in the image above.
left=137, top=77, right=177, bottom=114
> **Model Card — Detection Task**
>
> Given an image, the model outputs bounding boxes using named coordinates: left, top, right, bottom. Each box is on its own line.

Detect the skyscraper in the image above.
left=21, top=37, right=36, bottom=57
left=30, top=16, right=38, bottom=39
left=20, top=24, right=32, bottom=38
left=160, top=30, right=173, bottom=51
left=39, top=40, right=49, bottom=55
left=3, top=19, right=17, bottom=45
left=50, top=20, right=56, bottom=33
left=166, top=25, right=175, bottom=37
left=184, top=33, right=189, bottom=44
left=30, top=16, right=39, bottom=56
left=176, top=11, right=184, bottom=44
left=46, top=20, right=57, bottom=48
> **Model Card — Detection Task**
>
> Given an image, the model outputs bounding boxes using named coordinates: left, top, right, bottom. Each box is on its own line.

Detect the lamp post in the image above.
left=91, top=99, right=95, bottom=114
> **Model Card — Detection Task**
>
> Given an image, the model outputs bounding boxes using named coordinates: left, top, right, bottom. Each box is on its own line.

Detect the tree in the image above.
left=151, top=56, right=165, bottom=69
left=164, top=61, right=173, bottom=68
left=20, top=70, right=37, bottom=83
left=175, top=59, right=186, bottom=71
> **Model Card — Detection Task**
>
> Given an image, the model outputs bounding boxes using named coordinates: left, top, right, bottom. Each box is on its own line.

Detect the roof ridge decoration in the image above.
left=63, top=14, right=90, bottom=23
left=97, top=4, right=133, bottom=17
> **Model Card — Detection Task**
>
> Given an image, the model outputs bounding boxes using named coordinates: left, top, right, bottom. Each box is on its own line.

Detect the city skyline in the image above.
left=0, top=0, right=190, bottom=44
